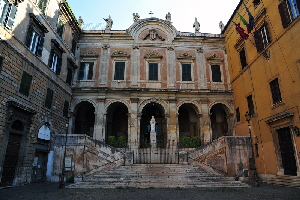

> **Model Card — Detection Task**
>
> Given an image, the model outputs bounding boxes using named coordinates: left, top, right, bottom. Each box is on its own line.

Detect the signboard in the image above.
left=64, top=157, right=72, bottom=171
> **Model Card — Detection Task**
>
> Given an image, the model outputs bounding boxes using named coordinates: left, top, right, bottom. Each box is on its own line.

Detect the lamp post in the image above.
left=245, top=111, right=259, bottom=187
left=58, top=118, right=69, bottom=189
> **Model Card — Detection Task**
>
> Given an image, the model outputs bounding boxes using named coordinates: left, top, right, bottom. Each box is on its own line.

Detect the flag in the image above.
left=243, top=2, right=255, bottom=33
left=232, top=21, right=249, bottom=40
left=238, top=13, right=248, bottom=26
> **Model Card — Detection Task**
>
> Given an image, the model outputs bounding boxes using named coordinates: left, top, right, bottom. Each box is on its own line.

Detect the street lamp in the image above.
left=245, top=111, right=259, bottom=187
left=58, top=113, right=71, bottom=189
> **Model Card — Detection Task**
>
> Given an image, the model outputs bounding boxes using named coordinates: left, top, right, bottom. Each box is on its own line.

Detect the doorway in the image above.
left=277, top=127, right=297, bottom=176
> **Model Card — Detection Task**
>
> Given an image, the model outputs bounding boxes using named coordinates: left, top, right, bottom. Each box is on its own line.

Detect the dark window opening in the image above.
left=247, top=95, right=255, bottom=115
left=239, top=48, right=248, bottom=69
left=211, top=65, right=222, bottom=82
left=63, top=101, right=69, bottom=118
left=270, top=78, right=282, bottom=104
left=149, top=63, right=158, bottom=81
left=182, top=64, right=192, bottom=81
left=19, top=71, right=32, bottom=97
left=254, top=23, right=271, bottom=52
left=114, top=62, right=125, bottom=80
left=78, top=62, right=94, bottom=80
left=44, top=88, right=53, bottom=109
left=236, top=108, right=241, bottom=122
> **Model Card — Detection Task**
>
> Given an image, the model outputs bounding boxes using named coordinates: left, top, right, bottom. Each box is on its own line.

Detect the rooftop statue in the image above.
left=193, top=17, right=200, bottom=32
left=219, top=21, right=224, bottom=32
left=133, top=13, right=140, bottom=22
left=78, top=16, right=84, bottom=26
left=165, top=12, right=171, bottom=23
left=104, top=15, right=113, bottom=31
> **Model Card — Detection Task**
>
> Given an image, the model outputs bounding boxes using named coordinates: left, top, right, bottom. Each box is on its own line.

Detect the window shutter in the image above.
left=45, top=88, right=53, bottom=109
left=0, top=55, right=4, bottom=71
left=19, top=71, right=32, bottom=97
left=71, top=39, right=77, bottom=55
left=211, top=65, right=222, bottom=82
left=56, top=55, right=62, bottom=75
left=264, top=23, right=271, bottom=44
left=87, top=62, right=94, bottom=79
left=239, top=48, right=247, bottom=69
left=48, top=49, right=54, bottom=68
left=25, top=25, right=34, bottom=47
left=63, top=100, right=69, bottom=117
left=153, top=63, right=158, bottom=80
left=182, top=64, right=191, bottom=81
left=254, top=30, right=264, bottom=52
left=297, top=0, right=300, bottom=10
left=36, top=36, right=44, bottom=57
left=5, top=3, right=17, bottom=29
left=66, top=68, right=73, bottom=85
left=0, top=0, right=7, bottom=23
left=278, top=1, right=292, bottom=28
left=187, top=64, right=191, bottom=81
left=78, top=62, right=85, bottom=80
left=115, top=62, right=125, bottom=80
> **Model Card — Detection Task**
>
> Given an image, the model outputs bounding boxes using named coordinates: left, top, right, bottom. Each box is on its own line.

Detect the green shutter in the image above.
left=56, top=55, right=62, bottom=75
left=5, top=3, right=17, bottom=29
left=114, top=62, right=125, bottom=80
left=45, top=88, right=53, bottom=109
left=36, top=36, right=44, bottom=57
left=25, top=25, right=34, bottom=47
left=182, top=64, right=191, bottom=81
left=48, top=49, right=54, bottom=68
left=78, top=62, right=85, bottom=80
left=66, top=68, right=73, bottom=85
left=19, top=71, right=32, bottom=97
left=87, top=62, right=94, bottom=79
left=149, top=63, right=158, bottom=80
left=211, top=65, right=222, bottom=82
left=63, top=100, right=69, bottom=117
left=0, top=0, right=8, bottom=24
left=0, top=55, right=4, bottom=71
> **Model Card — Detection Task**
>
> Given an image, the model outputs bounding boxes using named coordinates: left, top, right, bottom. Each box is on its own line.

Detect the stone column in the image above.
left=131, top=46, right=140, bottom=87
left=168, top=99, right=178, bottom=147
left=129, top=98, right=139, bottom=149
left=167, top=47, right=176, bottom=87
left=200, top=100, right=212, bottom=144
left=93, top=97, right=106, bottom=141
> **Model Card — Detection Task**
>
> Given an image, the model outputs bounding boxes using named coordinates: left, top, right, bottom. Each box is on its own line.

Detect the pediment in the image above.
left=144, top=51, right=163, bottom=59
left=206, top=54, right=224, bottom=61
left=111, top=50, right=130, bottom=58
left=177, top=53, right=195, bottom=60
left=80, top=50, right=99, bottom=58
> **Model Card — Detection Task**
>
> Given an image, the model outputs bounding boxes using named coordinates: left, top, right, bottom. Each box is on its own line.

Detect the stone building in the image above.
left=0, top=0, right=80, bottom=186
left=223, top=0, right=300, bottom=183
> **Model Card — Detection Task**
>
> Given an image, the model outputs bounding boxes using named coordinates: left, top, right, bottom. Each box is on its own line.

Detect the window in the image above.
left=37, top=0, right=48, bottom=14
left=254, top=24, right=271, bottom=52
left=253, top=0, right=261, bottom=7
left=19, top=71, right=32, bottom=97
left=56, top=17, right=64, bottom=38
left=236, top=108, right=241, bottom=122
left=270, top=78, right=282, bottom=104
left=278, top=0, right=300, bottom=28
left=66, top=67, right=73, bottom=86
left=78, top=62, right=94, bottom=80
left=0, top=55, right=4, bottom=72
left=71, top=39, right=77, bottom=55
left=44, top=88, right=53, bottom=109
left=239, top=48, right=248, bottom=69
left=148, top=63, right=158, bottom=81
left=182, top=64, right=192, bottom=81
left=26, top=14, right=48, bottom=57
left=63, top=101, right=69, bottom=117
left=114, top=62, right=125, bottom=80
left=48, top=39, right=64, bottom=75
left=0, top=0, right=17, bottom=29
left=247, top=95, right=255, bottom=115
left=211, top=65, right=222, bottom=82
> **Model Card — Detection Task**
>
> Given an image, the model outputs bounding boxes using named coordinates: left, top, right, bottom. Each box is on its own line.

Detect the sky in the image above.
left=67, top=0, right=240, bottom=34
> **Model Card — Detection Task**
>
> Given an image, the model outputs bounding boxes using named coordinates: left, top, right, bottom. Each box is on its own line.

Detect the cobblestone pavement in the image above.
left=1, top=182, right=300, bottom=200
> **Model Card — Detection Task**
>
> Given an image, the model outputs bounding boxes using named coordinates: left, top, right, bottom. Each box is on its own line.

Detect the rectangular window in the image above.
left=270, top=78, right=282, bottom=104
left=149, top=63, right=158, bottom=81
left=236, top=108, right=241, bottom=122
left=278, top=0, right=300, bottom=28
left=182, top=64, right=192, bottom=81
left=114, top=62, right=125, bottom=80
left=19, top=71, right=32, bottom=97
left=71, top=39, right=77, bottom=55
left=66, top=67, right=73, bottom=86
left=211, top=65, right=222, bottom=82
left=56, top=17, right=64, bottom=38
left=37, top=0, right=48, bottom=14
left=44, top=88, right=53, bottom=109
left=48, top=50, right=62, bottom=75
left=254, top=24, right=271, bottom=52
left=247, top=95, right=255, bottom=116
left=239, top=48, right=248, bottom=69
left=26, top=25, right=45, bottom=57
left=63, top=100, right=69, bottom=118
left=253, top=0, right=261, bottom=7
left=78, top=62, right=94, bottom=80
left=0, top=0, right=18, bottom=29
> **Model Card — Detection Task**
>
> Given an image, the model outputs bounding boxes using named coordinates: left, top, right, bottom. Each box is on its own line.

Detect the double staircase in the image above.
left=264, top=176, right=300, bottom=188
left=67, top=164, right=250, bottom=188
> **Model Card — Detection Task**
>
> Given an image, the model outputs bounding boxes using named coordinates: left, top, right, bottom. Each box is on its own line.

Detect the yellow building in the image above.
left=223, top=0, right=300, bottom=182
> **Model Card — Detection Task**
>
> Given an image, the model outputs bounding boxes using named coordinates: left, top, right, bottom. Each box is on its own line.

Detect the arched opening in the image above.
left=106, top=102, right=128, bottom=147
left=140, top=103, right=167, bottom=148
left=210, top=104, right=229, bottom=140
left=74, top=101, right=95, bottom=137
left=178, top=104, right=199, bottom=138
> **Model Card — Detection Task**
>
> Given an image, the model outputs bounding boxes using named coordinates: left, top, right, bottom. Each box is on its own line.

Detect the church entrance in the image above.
left=277, top=127, right=297, bottom=176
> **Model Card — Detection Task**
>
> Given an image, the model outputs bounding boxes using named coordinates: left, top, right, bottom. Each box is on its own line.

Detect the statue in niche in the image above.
left=133, top=13, right=140, bottom=22
left=150, top=116, right=156, bottom=132
left=219, top=21, right=224, bottom=32
left=165, top=12, right=171, bottom=22
left=193, top=17, right=200, bottom=32
left=104, top=15, right=113, bottom=30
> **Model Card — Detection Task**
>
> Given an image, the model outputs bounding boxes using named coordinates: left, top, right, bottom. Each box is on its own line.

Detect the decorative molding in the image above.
left=102, top=45, right=110, bottom=49
left=197, top=47, right=203, bottom=53
left=80, top=50, right=99, bottom=58
left=111, top=50, right=130, bottom=58
left=29, top=13, right=49, bottom=33
left=143, top=29, right=165, bottom=41
left=206, top=54, right=224, bottom=61
left=177, top=53, right=195, bottom=60
left=265, top=111, right=294, bottom=124
left=167, top=46, right=174, bottom=51
left=133, top=46, right=139, bottom=50
left=144, top=51, right=163, bottom=59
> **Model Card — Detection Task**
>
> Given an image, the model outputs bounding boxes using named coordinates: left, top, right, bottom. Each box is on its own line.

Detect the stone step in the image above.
left=67, top=164, right=250, bottom=188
